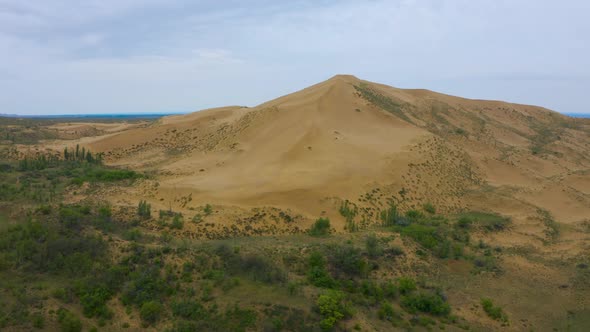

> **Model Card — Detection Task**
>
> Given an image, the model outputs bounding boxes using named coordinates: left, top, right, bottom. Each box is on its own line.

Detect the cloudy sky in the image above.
left=1, top=0, right=589, bottom=115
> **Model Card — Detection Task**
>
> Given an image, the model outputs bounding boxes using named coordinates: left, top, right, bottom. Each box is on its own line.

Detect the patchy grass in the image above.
left=455, top=211, right=511, bottom=232
left=354, top=84, right=413, bottom=124
left=537, top=208, right=560, bottom=242
left=480, top=298, right=508, bottom=323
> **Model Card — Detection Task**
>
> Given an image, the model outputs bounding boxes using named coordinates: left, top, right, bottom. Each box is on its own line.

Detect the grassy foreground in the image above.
left=0, top=153, right=588, bottom=331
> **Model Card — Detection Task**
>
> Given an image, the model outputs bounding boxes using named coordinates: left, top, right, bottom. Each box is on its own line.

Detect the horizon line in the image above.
left=1, top=111, right=589, bottom=119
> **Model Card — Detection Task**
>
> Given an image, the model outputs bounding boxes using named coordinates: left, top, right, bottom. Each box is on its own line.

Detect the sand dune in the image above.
left=78, top=75, right=589, bottom=231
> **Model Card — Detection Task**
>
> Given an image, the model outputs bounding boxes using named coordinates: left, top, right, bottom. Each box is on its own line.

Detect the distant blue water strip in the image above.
left=2, top=113, right=187, bottom=119
left=564, top=113, right=590, bottom=118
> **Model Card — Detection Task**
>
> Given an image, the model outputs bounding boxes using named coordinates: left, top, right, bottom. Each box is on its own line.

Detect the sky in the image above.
left=1, top=0, right=589, bottom=115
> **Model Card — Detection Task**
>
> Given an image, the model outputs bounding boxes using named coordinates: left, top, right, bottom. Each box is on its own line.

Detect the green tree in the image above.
left=137, top=200, right=151, bottom=219
left=316, top=290, right=350, bottom=331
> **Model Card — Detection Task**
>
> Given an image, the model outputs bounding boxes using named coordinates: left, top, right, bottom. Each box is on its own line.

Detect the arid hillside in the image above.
left=79, top=75, right=589, bottom=233
left=3, top=75, right=590, bottom=331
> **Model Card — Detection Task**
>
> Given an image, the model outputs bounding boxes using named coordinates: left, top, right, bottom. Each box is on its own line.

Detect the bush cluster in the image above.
left=309, top=218, right=331, bottom=236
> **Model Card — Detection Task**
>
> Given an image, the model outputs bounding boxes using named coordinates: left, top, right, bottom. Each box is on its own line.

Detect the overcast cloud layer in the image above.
left=1, top=0, right=589, bottom=115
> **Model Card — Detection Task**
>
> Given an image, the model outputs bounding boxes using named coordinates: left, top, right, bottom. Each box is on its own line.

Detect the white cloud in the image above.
left=0, top=0, right=589, bottom=114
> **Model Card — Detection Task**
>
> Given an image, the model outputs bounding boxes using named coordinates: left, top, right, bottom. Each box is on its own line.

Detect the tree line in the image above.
left=18, top=144, right=103, bottom=171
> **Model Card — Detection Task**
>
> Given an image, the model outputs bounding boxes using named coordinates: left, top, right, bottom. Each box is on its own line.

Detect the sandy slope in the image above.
left=77, top=75, right=589, bottom=235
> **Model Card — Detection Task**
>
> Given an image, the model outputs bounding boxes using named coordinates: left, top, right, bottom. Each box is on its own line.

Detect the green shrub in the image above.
left=329, top=244, right=368, bottom=278
left=0, top=221, right=107, bottom=275
left=339, top=200, right=358, bottom=232
left=400, top=224, right=438, bottom=249
left=405, top=210, right=424, bottom=221
left=538, top=208, right=559, bottom=241
left=98, top=205, right=112, bottom=220
left=37, top=204, right=52, bottom=215
left=233, top=254, right=287, bottom=284
left=159, top=209, right=173, bottom=219
left=121, top=267, right=169, bottom=306
left=57, top=308, right=82, bottom=332
left=481, top=298, right=508, bottom=322
left=52, top=288, right=74, bottom=303
left=123, top=228, right=142, bottom=241
left=456, top=216, right=472, bottom=229
left=137, top=200, right=151, bottom=219
left=203, top=204, right=213, bottom=216
left=316, top=290, right=351, bottom=331
left=309, top=218, right=331, bottom=236
left=423, top=203, right=436, bottom=214
left=359, top=280, right=385, bottom=305
left=59, top=204, right=89, bottom=229
left=212, top=246, right=286, bottom=284
left=455, top=128, right=468, bottom=136
left=75, top=283, right=113, bottom=319
left=308, top=252, right=336, bottom=288
left=86, top=168, right=138, bottom=182
left=224, top=305, right=257, bottom=332
left=170, top=215, right=184, bottom=229
left=410, top=315, right=436, bottom=327
left=378, top=302, right=395, bottom=321
left=140, top=301, right=163, bottom=325
left=457, top=212, right=510, bottom=231
left=473, top=255, right=501, bottom=273
left=339, top=200, right=357, bottom=220
left=365, top=233, right=382, bottom=258
left=382, top=280, right=398, bottom=299
left=401, top=292, right=451, bottom=316
left=380, top=205, right=399, bottom=227
left=171, top=299, right=206, bottom=320
left=32, top=313, right=45, bottom=329
left=398, top=277, right=417, bottom=295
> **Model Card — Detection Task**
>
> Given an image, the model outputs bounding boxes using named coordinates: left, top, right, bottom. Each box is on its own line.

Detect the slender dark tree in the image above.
left=138, top=200, right=151, bottom=219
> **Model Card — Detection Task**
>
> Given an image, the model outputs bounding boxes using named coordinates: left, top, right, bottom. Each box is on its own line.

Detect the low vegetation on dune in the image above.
left=353, top=83, right=414, bottom=124
left=0, top=148, right=522, bottom=331
left=0, top=141, right=585, bottom=331
left=0, top=151, right=522, bottom=331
